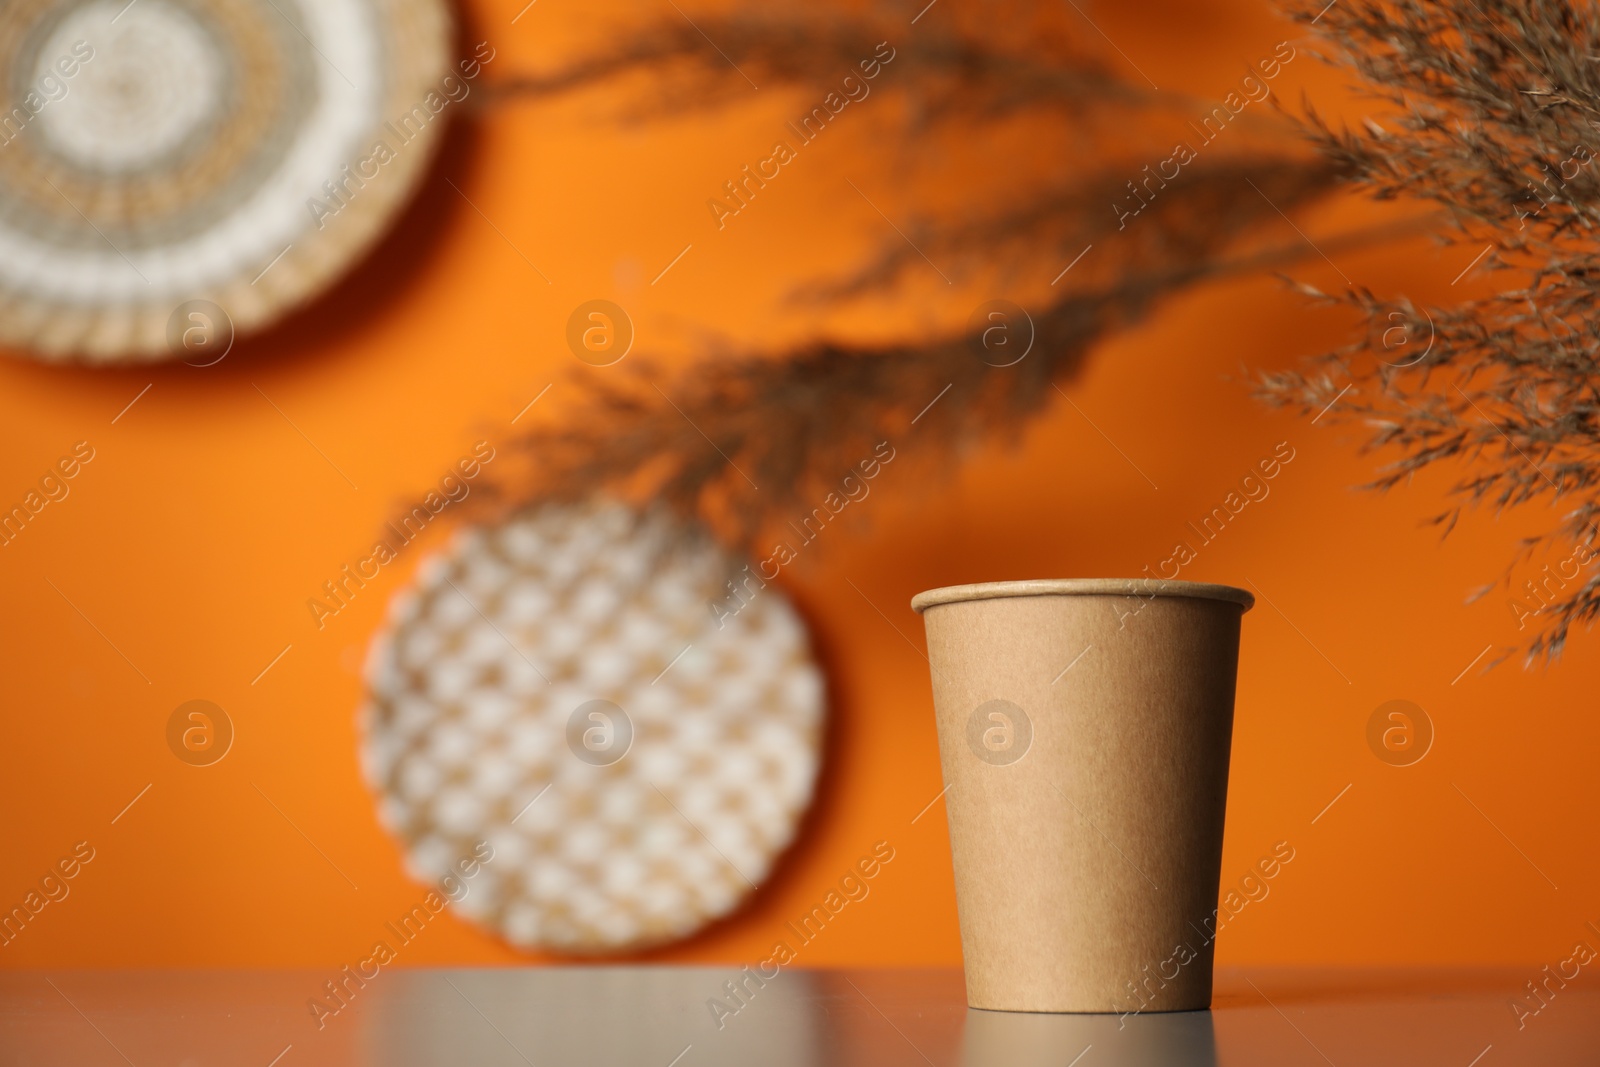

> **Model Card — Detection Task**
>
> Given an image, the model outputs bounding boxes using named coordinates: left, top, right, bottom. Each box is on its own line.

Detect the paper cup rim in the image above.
left=910, top=578, right=1254, bottom=613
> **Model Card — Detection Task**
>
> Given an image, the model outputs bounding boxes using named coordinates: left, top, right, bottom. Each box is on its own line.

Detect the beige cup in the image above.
left=911, top=579, right=1253, bottom=1014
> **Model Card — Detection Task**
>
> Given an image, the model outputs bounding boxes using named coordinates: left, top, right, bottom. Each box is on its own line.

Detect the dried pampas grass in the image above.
left=499, top=4, right=1344, bottom=551
left=1258, top=0, right=1600, bottom=664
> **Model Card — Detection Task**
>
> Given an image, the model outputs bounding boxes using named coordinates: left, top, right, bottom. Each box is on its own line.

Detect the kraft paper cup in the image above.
left=911, top=579, right=1254, bottom=1014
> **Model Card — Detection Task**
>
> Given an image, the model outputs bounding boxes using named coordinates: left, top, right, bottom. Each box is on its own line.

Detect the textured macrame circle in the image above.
left=360, top=504, right=826, bottom=954
left=0, top=0, right=451, bottom=361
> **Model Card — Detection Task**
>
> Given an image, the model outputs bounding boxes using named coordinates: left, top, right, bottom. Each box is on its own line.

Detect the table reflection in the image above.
left=0, top=967, right=1594, bottom=1066
left=961, top=1005, right=1216, bottom=1067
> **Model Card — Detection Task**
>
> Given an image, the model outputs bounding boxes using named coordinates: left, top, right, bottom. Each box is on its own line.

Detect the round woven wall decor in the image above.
left=360, top=503, right=827, bottom=955
left=0, top=0, right=452, bottom=362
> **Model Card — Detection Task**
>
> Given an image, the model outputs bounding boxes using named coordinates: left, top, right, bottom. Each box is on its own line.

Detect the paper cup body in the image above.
left=913, top=580, right=1252, bottom=1014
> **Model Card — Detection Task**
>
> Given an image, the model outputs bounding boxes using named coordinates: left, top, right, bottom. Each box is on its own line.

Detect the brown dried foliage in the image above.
left=501, top=5, right=1340, bottom=552
left=1258, top=0, right=1600, bottom=663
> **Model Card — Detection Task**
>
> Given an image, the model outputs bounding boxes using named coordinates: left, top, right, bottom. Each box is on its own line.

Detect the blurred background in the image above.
left=1, top=0, right=1595, bottom=972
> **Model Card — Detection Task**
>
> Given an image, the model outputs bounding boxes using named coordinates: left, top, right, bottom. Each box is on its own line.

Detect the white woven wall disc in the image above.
left=360, top=503, right=827, bottom=955
left=0, top=0, right=452, bottom=362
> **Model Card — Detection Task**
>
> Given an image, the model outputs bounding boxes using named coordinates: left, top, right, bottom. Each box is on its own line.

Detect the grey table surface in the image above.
left=0, top=967, right=1593, bottom=1066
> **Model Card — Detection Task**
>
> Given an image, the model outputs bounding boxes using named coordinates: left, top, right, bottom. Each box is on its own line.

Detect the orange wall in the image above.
left=1, top=0, right=1595, bottom=971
